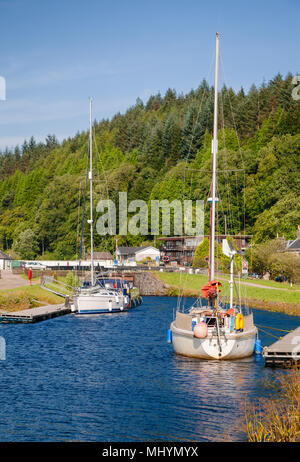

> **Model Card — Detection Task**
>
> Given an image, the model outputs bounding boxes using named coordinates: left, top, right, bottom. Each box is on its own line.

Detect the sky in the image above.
left=0, top=0, right=299, bottom=150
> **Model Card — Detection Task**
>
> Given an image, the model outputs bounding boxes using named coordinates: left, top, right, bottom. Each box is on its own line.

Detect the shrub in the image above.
left=245, top=369, right=300, bottom=442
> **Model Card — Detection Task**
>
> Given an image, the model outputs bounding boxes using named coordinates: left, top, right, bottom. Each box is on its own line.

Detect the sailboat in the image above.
left=73, top=98, right=128, bottom=314
left=169, top=33, right=257, bottom=359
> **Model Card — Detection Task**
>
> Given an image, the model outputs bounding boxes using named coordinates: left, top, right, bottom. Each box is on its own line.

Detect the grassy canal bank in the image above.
left=1, top=271, right=300, bottom=317
left=154, top=272, right=300, bottom=316
left=0, top=284, right=63, bottom=312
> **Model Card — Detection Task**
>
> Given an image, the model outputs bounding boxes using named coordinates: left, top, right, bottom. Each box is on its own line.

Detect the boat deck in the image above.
left=263, top=326, right=300, bottom=367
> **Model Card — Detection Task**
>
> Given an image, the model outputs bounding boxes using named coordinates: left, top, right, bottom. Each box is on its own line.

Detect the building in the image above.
left=158, top=235, right=252, bottom=266
left=87, top=251, right=114, bottom=265
left=285, top=226, right=300, bottom=257
left=116, top=246, right=160, bottom=265
left=134, top=246, right=160, bottom=263
left=0, top=250, right=12, bottom=270
left=158, top=237, right=202, bottom=266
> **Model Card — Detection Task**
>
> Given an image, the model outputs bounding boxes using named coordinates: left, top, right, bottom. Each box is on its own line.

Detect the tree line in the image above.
left=0, top=72, right=299, bottom=260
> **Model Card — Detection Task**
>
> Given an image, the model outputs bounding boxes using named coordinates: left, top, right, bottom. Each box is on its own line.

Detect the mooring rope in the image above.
left=257, top=327, right=283, bottom=340
left=255, top=324, right=293, bottom=333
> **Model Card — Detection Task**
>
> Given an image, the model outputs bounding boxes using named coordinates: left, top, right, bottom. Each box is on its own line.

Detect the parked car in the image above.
left=25, top=262, right=47, bottom=270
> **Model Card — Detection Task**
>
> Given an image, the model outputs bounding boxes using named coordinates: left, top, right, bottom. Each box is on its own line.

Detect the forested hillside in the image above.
left=0, top=73, right=299, bottom=260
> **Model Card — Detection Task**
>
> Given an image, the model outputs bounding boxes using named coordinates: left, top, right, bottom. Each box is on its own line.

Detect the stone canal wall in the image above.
left=133, top=272, right=169, bottom=296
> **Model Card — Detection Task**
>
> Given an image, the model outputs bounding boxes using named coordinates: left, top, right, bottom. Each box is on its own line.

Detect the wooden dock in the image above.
left=0, top=304, right=71, bottom=324
left=263, top=326, right=300, bottom=367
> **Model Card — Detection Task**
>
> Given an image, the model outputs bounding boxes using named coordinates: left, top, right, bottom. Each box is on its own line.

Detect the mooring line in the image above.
left=255, top=324, right=293, bottom=333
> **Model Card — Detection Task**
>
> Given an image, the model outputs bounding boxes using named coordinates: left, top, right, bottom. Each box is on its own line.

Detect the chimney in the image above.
left=297, top=225, right=300, bottom=239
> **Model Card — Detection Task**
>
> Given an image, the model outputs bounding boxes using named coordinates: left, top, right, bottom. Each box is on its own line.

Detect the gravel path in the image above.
left=217, top=276, right=300, bottom=291
left=0, top=271, right=30, bottom=290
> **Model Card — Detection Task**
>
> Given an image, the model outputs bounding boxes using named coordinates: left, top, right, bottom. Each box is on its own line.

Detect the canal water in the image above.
left=0, top=296, right=298, bottom=442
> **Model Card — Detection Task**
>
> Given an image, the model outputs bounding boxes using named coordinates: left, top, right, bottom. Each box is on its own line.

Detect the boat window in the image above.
left=206, top=317, right=217, bottom=327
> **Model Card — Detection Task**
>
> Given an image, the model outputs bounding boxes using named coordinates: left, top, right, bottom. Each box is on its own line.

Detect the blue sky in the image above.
left=0, top=0, right=299, bottom=149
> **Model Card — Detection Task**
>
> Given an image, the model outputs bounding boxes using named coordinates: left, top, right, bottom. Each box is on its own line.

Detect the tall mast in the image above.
left=209, top=32, right=219, bottom=282
left=89, top=97, right=94, bottom=286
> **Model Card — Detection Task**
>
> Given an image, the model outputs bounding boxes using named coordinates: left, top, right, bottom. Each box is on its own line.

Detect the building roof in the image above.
left=286, top=239, right=300, bottom=252
left=117, top=246, right=146, bottom=255
left=135, top=246, right=160, bottom=255
left=0, top=250, right=12, bottom=260
left=117, top=246, right=158, bottom=256
left=87, top=251, right=113, bottom=260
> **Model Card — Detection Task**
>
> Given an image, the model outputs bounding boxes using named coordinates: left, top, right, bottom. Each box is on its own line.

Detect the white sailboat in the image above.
left=170, top=33, right=257, bottom=359
left=73, top=98, right=128, bottom=314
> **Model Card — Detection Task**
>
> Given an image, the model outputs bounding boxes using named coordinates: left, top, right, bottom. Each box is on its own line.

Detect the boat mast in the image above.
left=89, top=97, right=94, bottom=286
left=209, top=32, right=219, bottom=282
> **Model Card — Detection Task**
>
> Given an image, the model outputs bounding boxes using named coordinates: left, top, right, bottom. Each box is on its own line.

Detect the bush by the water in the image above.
left=245, top=369, right=300, bottom=442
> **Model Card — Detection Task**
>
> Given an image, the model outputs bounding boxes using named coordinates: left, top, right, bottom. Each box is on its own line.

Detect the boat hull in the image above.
left=171, top=322, right=257, bottom=360
left=74, top=293, right=128, bottom=314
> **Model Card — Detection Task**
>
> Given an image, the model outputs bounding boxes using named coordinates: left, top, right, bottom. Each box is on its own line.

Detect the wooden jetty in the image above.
left=263, top=326, right=300, bottom=367
left=0, top=303, right=71, bottom=324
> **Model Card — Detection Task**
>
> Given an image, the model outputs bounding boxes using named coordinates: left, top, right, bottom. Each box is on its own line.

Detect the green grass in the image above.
left=20, top=273, right=41, bottom=284
left=0, top=284, right=64, bottom=311
left=227, top=277, right=300, bottom=291
left=156, top=272, right=208, bottom=292
left=154, top=272, right=300, bottom=314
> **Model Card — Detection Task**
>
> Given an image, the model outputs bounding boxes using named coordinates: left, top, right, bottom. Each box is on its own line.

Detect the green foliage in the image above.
left=12, top=228, right=40, bottom=259
left=192, top=237, right=230, bottom=271
left=249, top=239, right=300, bottom=282
left=0, top=73, right=299, bottom=256
left=65, top=271, right=80, bottom=288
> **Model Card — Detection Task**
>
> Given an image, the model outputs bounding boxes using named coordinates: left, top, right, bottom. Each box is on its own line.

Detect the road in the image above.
left=0, top=271, right=31, bottom=290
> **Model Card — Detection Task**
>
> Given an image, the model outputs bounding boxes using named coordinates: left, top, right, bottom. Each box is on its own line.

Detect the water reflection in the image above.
left=0, top=298, right=298, bottom=442
left=168, top=356, right=257, bottom=441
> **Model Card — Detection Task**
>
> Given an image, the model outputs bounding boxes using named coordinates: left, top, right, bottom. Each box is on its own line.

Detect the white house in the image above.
left=134, top=246, right=160, bottom=262
left=0, top=250, right=12, bottom=270
left=116, top=246, right=160, bottom=264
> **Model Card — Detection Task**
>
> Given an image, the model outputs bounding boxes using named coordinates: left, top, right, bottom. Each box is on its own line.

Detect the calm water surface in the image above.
left=0, top=296, right=299, bottom=442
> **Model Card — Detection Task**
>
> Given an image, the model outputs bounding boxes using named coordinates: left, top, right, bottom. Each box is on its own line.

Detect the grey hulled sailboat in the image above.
left=170, top=33, right=257, bottom=359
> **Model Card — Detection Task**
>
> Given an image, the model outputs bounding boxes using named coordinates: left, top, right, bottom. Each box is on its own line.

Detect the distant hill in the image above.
left=0, top=72, right=299, bottom=260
